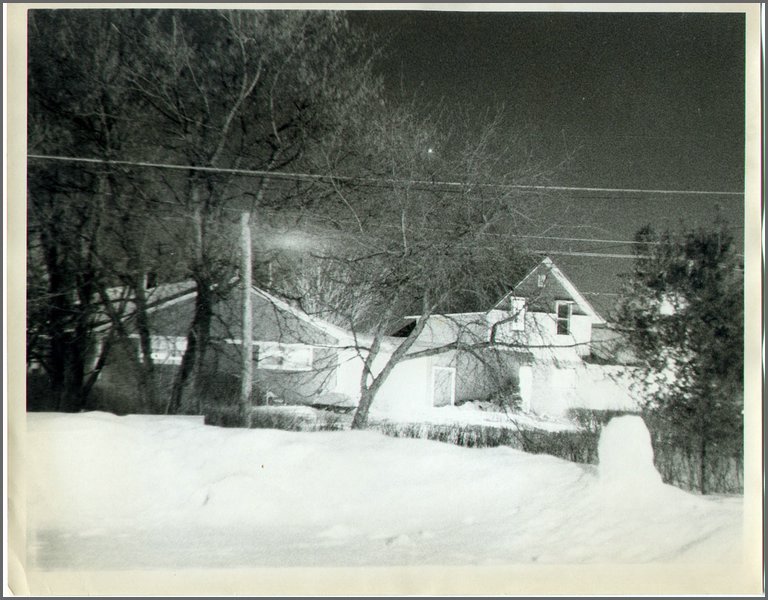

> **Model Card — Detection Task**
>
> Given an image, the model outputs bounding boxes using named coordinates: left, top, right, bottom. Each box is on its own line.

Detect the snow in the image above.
left=25, top=412, right=743, bottom=572
left=597, top=415, right=662, bottom=488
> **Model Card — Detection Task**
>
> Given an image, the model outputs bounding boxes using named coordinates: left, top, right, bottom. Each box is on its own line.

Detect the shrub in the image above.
left=567, top=408, right=743, bottom=494
left=205, top=405, right=351, bottom=431
left=370, top=419, right=598, bottom=461
left=566, top=407, right=635, bottom=433
left=373, top=410, right=742, bottom=494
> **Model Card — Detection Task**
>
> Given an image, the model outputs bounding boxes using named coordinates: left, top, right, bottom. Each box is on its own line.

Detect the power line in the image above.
left=531, top=250, right=644, bottom=259
left=29, top=196, right=743, bottom=261
left=31, top=192, right=644, bottom=246
left=27, top=153, right=745, bottom=197
left=477, top=232, right=661, bottom=246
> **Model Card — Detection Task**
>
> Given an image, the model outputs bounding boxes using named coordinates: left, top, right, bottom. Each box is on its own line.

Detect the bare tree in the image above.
left=274, top=103, right=560, bottom=428
left=113, top=10, right=383, bottom=414
left=27, top=10, right=159, bottom=411
left=28, top=9, right=384, bottom=414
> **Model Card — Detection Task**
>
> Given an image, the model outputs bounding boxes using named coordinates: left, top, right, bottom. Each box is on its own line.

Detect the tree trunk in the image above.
left=167, top=332, right=197, bottom=415
left=351, top=388, right=375, bottom=429
left=41, top=235, right=97, bottom=413
left=349, top=298, right=434, bottom=429
left=167, top=280, right=214, bottom=415
left=132, top=279, right=158, bottom=412
left=699, top=434, right=708, bottom=495
left=82, top=330, right=114, bottom=399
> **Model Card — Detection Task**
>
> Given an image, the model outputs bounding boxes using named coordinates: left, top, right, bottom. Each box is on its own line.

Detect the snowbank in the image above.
left=26, top=412, right=743, bottom=570
left=598, top=415, right=662, bottom=489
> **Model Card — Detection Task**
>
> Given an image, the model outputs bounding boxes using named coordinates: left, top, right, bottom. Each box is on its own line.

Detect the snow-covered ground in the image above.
left=25, top=412, right=743, bottom=572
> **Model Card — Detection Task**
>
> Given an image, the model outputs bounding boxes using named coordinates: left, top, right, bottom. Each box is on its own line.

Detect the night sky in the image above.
left=347, top=9, right=747, bottom=315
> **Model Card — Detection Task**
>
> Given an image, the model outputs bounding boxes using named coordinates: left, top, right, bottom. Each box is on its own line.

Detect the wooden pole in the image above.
left=240, top=212, right=253, bottom=427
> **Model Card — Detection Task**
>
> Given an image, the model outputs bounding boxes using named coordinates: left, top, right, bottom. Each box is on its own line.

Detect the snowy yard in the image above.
left=24, top=411, right=744, bottom=574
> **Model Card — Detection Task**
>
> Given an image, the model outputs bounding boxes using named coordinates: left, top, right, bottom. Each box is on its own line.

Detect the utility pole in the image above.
left=240, top=212, right=253, bottom=427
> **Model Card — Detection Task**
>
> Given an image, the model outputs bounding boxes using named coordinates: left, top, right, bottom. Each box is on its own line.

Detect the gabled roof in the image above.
left=93, top=281, right=198, bottom=332
left=94, top=280, right=358, bottom=344
left=250, top=286, right=355, bottom=344
left=494, top=256, right=605, bottom=325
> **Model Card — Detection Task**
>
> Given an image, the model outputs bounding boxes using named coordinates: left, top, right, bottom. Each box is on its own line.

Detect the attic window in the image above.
left=555, top=302, right=572, bottom=336
left=537, top=274, right=547, bottom=288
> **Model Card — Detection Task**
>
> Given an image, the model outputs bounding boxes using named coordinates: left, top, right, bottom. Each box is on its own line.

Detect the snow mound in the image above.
left=25, top=412, right=742, bottom=569
left=598, top=415, right=662, bottom=488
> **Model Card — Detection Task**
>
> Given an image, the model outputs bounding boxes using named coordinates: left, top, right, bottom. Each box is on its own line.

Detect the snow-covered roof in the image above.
left=93, top=281, right=198, bottom=332
left=250, top=286, right=356, bottom=344
left=94, top=279, right=359, bottom=345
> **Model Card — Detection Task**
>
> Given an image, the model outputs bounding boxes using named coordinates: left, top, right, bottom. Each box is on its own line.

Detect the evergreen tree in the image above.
left=616, top=223, right=743, bottom=493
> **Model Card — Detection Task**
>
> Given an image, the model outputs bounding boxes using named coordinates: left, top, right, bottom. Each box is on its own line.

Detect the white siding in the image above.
left=572, top=365, right=641, bottom=412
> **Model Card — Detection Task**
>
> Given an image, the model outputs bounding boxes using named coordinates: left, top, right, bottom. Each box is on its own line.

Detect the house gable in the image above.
left=494, top=257, right=605, bottom=325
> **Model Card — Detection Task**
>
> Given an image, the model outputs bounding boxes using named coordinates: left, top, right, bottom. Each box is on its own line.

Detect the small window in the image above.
left=537, top=274, right=547, bottom=288
left=257, top=342, right=313, bottom=371
left=556, top=302, right=572, bottom=335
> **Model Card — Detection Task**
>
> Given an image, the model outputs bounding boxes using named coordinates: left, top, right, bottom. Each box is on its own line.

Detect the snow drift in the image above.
left=26, top=412, right=742, bottom=569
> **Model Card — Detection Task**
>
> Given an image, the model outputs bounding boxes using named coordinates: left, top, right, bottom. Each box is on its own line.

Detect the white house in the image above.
left=379, top=257, right=641, bottom=418
left=92, top=279, right=445, bottom=416
left=93, top=258, right=640, bottom=420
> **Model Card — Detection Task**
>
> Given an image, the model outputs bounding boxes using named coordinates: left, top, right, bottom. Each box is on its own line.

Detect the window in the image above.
left=257, top=342, right=313, bottom=371
left=150, top=336, right=187, bottom=365
left=509, top=297, right=526, bottom=331
left=555, top=302, right=572, bottom=335
left=537, top=273, right=547, bottom=288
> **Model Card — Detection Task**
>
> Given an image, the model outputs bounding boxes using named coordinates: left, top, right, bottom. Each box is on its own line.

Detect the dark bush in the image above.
left=372, top=410, right=742, bottom=494
left=26, top=372, right=57, bottom=412
left=205, top=405, right=351, bottom=431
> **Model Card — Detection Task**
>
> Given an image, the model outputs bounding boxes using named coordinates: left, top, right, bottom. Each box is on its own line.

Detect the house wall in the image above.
left=331, top=345, right=516, bottom=415
left=95, top=335, right=342, bottom=410
left=251, top=345, right=339, bottom=405
left=333, top=347, right=445, bottom=414
left=94, top=337, right=180, bottom=414
left=374, top=355, right=435, bottom=413
left=333, top=348, right=366, bottom=403
left=520, top=361, right=640, bottom=417
left=452, top=348, right=523, bottom=404
left=371, top=348, right=522, bottom=414
left=414, top=308, right=593, bottom=360
left=416, top=314, right=488, bottom=346
left=524, top=362, right=578, bottom=417
left=488, top=310, right=593, bottom=358
left=572, top=365, right=641, bottom=412
left=95, top=289, right=348, bottom=412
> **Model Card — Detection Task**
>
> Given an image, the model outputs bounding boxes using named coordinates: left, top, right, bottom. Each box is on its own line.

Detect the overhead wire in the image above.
left=27, top=153, right=746, bottom=262
left=27, top=153, right=745, bottom=197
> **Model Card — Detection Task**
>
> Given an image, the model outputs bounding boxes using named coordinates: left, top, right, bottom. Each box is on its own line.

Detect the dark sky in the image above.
left=347, top=10, right=746, bottom=315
